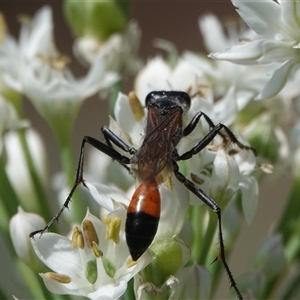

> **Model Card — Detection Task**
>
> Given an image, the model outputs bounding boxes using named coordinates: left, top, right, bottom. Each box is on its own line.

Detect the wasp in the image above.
left=30, top=91, right=255, bottom=299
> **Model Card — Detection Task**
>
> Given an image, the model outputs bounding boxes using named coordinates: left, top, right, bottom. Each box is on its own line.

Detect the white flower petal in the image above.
left=31, top=233, right=83, bottom=277
left=40, top=273, right=85, bottom=296
left=115, top=250, right=152, bottom=282
left=87, top=279, right=127, bottom=300
left=77, top=52, right=119, bottom=99
left=232, top=0, right=282, bottom=38
left=199, top=14, right=228, bottom=52
left=10, top=207, right=45, bottom=266
left=210, top=39, right=296, bottom=65
left=20, top=6, right=55, bottom=58
left=233, top=144, right=257, bottom=174
left=211, top=149, right=240, bottom=199
left=279, top=0, right=300, bottom=39
left=134, top=56, right=171, bottom=101
left=259, top=58, right=300, bottom=99
left=114, top=92, right=144, bottom=147
left=85, top=181, right=130, bottom=211
left=214, top=86, right=237, bottom=124
left=169, top=59, right=205, bottom=93
left=39, top=273, right=83, bottom=295
left=157, top=176, right=189, bottom=238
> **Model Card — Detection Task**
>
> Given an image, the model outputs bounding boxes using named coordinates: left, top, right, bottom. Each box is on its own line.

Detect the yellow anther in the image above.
left=92, top=241, right=103, bottom=258
left=45, top=272, right=71, bottom=284
left=52, top=55, right=71, bottom=70
left=128, top=91, right=144, bottom=121
left=104, top=215, right=121, bottom=244
left=71, top=226, right=84, bottom=249
left=83, top=219, right=99, bottom=248
left=36, top=53, right=70, bottom=70
left=126, top=257, right=137, bottom=268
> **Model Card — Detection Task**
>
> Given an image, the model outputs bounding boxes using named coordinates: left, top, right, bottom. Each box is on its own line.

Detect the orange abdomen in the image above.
left=126, top=180, right=161, bottom=261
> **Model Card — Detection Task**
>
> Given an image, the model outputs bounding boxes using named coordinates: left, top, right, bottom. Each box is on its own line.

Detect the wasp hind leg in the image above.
left=172, top=161, right=243, bottom=300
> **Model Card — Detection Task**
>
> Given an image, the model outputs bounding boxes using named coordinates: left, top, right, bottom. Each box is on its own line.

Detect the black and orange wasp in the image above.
left=31, top=91, right=255, bottom=299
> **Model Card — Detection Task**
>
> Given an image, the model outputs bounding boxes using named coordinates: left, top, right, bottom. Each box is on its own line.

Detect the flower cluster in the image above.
left=2, top=1, right=300, bottom=300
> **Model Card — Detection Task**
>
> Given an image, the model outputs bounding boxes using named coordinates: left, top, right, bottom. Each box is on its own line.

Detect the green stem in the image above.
left=120, top=278, right=135, bottom=300
left=8, top=92, right=52, bottom=221
left=0, top=157, right=21, bottom=229
left=189, top=205, right=204, bottom=262
left=56, top=125, right=85, bottom=225
left=276, top=178, right=300, bottom=244
left=109, top=80, right=122, bottom=117
left=0, top=288, right=8, bottom=300
left=17, top=128, right=53, bottom=220
left=262, top=178, right=300, bottom=298
left=199, top=209, right=217, bottom=266
left=279, top=268, right=300, bottom=300
left=17, top=260, right=55, bottom=300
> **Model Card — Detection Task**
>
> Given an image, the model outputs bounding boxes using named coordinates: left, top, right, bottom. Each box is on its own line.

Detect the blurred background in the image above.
left=0, top=0, right=291, bottom=298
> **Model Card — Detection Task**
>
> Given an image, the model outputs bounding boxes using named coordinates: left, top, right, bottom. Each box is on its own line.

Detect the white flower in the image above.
left=184, top=13, right=270, bottom=110
left=74, top=21, right=142, bottom=75
left=0, top=6, right=118, bottom=126
left=134, top=55, right=242, bottom=127
left=32, top=208, right=151, bottom=300
left=134, top=56, right=207, bottom=102
left=9, top=206, right=45, bottom=268
left=186, top=128, right=259, bottom=224
left=209, top=0, right=300, bottom=98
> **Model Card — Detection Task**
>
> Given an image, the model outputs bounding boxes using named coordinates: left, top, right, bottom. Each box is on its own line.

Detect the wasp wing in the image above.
left=136, top=107, right=182, bottom=182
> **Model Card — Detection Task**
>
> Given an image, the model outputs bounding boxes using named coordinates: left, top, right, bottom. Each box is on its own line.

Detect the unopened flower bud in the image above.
left=247, top=121, right=280, bottom=164
left=141, top=238, right=184, bottom=286
left=63, top=0, right=130, bottom=41
left=9, top=206, right=45, bottom=269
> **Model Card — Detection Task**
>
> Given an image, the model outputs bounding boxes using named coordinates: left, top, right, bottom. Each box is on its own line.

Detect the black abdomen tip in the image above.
left=125, top=211, right=159, bottom=261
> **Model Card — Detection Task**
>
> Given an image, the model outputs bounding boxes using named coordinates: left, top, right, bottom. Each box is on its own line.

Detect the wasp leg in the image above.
left=172, top=161, right=243, bottom=300
left=30, top=136, right=131, bottom=238
left=178, top=112, right=255, bottom=161
left=102, top=126, right=136, bottom=155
